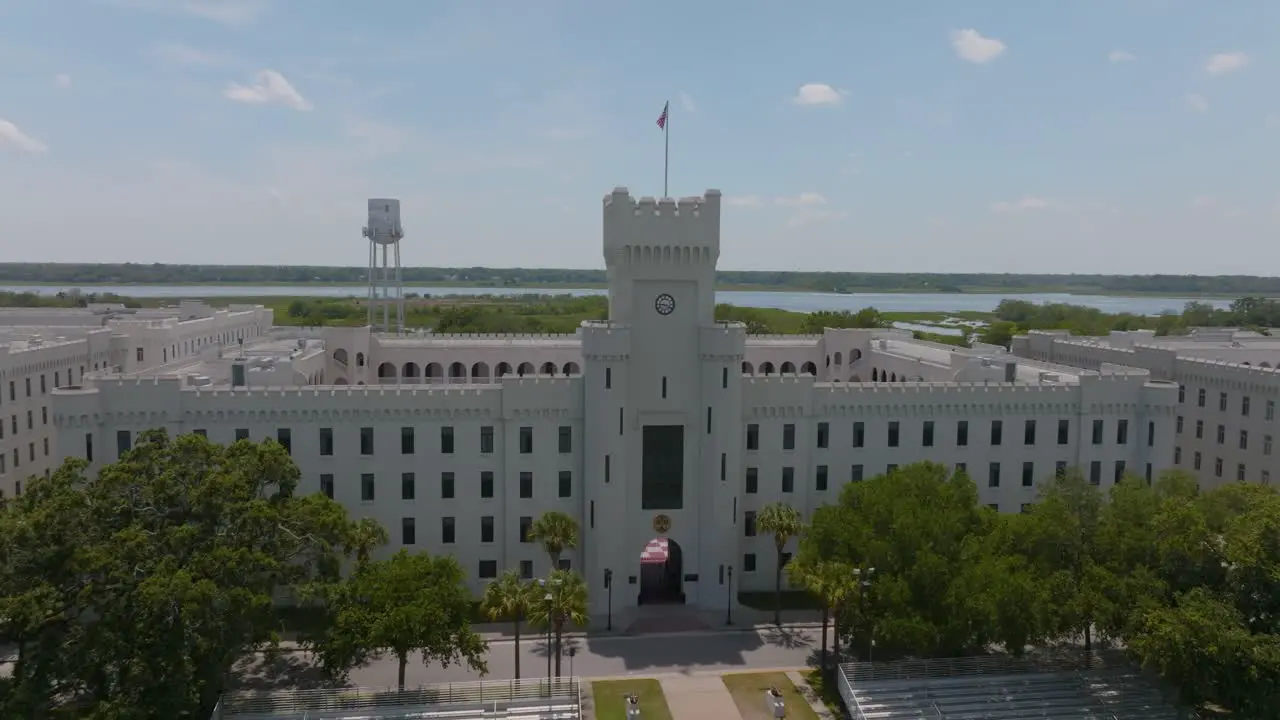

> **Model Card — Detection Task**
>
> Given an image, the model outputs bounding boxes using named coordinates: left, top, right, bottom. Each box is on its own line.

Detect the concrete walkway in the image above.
left=660, top=673, right=743, bottom=719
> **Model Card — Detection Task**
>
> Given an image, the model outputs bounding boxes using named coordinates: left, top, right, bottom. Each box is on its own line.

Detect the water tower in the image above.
left=362, top=198, right=405, bottom=333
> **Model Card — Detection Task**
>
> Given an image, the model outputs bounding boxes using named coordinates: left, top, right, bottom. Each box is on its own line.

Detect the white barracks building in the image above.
left=6, top=185, right=1236, bottom=622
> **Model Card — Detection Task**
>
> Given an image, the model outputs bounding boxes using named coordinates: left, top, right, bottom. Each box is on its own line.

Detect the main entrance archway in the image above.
left=638, top=537, right=684, bottom=605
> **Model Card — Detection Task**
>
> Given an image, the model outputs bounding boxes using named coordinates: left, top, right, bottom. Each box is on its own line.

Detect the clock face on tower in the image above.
left=654, top=293, right=676, bottom=316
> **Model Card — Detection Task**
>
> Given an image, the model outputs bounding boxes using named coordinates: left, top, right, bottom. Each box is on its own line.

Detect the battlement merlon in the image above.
left=602, top=187, right=722, bottom=253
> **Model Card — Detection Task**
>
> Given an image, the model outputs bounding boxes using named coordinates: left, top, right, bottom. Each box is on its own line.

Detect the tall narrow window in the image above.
left=661, top=377, right=667, bottom=398
left=558, top=425, right=572, bottom=453
left=817, top=422, right=829, bottom=448
left=439, top=426, right=453, bottom=454
left=319, top=427, right=334, bottom=455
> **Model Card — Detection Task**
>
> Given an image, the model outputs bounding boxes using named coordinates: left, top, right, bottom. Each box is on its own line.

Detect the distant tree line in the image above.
left=4, top=263, right=1280, bottom=295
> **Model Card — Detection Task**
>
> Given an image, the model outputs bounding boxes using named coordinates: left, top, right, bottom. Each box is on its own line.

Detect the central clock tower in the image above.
left=580, top=187, right=744, bottom=620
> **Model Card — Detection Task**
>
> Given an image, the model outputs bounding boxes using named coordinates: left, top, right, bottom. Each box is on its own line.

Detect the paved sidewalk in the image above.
left=660, top=673, right=743, bottom=720
left=787, top=669, right=839, bottom=719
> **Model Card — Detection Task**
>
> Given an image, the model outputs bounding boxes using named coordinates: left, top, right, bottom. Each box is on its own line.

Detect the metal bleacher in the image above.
left=209, top=677, right=582, bottom=720
left=837, top=651, right=1193, bottom=720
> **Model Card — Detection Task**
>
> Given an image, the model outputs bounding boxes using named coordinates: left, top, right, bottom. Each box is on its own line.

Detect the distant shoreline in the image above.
left=0, top=280, right=1244, bottom=300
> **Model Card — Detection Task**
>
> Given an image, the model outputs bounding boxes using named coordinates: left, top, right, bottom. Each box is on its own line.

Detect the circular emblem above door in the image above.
left=654, top=293, right=676, bottom=316
left=653, top=514, right=672, bottom=534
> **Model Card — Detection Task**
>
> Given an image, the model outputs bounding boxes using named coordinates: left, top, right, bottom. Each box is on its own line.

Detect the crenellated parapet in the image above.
left=602, top=187, right=721, bottom=266
left=699, top=322, right=746, bottom=361
left=579, top=321, right=631, bottom=361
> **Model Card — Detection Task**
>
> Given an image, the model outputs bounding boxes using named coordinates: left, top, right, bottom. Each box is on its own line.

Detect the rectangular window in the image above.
left=1196, top=420, right=1204, bottom=439
left=39, top=375, right=46, bottom=394
left=619, top=407, right=624, bottom=435
left=1147, top=421, right=1155, bottom=447
left=1217, top=425, right=1226, bottom=445
left=1176, top=416, right=1184, bottom=434
left=84, top=433, right=93, bottom=462
left=605, top=367, right=612, bottom=389
left=816, top=422, right=829, bottom=448
left=888, top=421, right=900, bottom=448
left=116, top=429, right=131, bottom=456
left=1145, top=463, right=1153, bottom=484
left=720, top=453, right=726, bottom=481
left=957, top=420, right=969, bottom=446
left=519, top=560, right=533, bottom=579
left=559, top=425, right=572, bottom=453
left=988, top=462, right=1000, bottom=488
left=1089, top=461, right=1101, bottom=486
left=519, top=472, right=533, bottom=499
left=605, top=454, right=611, bottom=483
left=1268, top=400, right=1276, bottom=422
left=24, top=378, right=30, bottom=397
left=782, top=424, right=796, bottom=450
left=1114, top=460, right=1126, bottom=483
left=480, top=426, right=494, bottom=454
left=1024, top=419, right=1036, bottom=445
left=1214, top=457, right=1223, bottom=478
left=478, top=560, right=497, bottom=579
left=360, top=427, right=374, bottom=455
left=745, top=467, right=758, bottom=494
left=402, top=517, right=416, bottom=545
left=1194, top=451, right=1202, bottom=471
left=135, top=347, right=144, bottom=363
left=1116, top=419, right=1129, bottom=445
left=853, top=422, right=866, bottom=448
left=319, top=427, right=333, bottom=455
left=480, top=471, right=494, bottom=498
left=1092, top=419, right=1104, bottom=445
left=744, top=510, right=757, bottom=537
left=1240, top=430, right=1249, bottom=450
left=1022, top=461, right=1034, bottom=487
left=1178, top=384, right=1186, bottom=403
left=276, top=428, right=292, bottom=455
left=922, top=420, right=934, bottom=447
left=1197, top=388, right=1205, bottom=407
left=990, top=420, right=1003, bottom=446
left=401, top=472, right=415, bottom=500
left=519, top=426, right=533, bottom=454
left=661, top=376, right=667, bottom=398
left=441, top=517, right=455, bottom=544
left=722, top=367, right=728, bottom=389
left=441, top=472, right=455, bottom=499
left=439, top=426, right=452, bottom=454
left=1175, top=446, right=1182, bottom=464
left=781, top=467, right=794, bottom=493
left=1242, top=396, right=1251, bottom=417
left=235, top=428, right=249, bottom=441
left=361, top=473, right=375, bottom=501
left=1055, top=461, right=1067, bottom=478
left=851, top=464, right=864, bottom=482
left=320, top=474, right=334, bottom=499
left=519, top=516, right=533, bottom=543
left=747, top=424, right=760, bottom=450
left=743, top=553, right=757, bottom=572
left=1057, top=418, right=1070, bottom=444
left=707, top=407, right=712, bottom=434
left=54, top=371, right=60, bottom=388
left=816, top=464, right=828, bottom=491
left=1265, top=434, right=1273, bottom=456
left=481, top=516, right=494, bottom=543
left=886, top=463, right=897, bottom=473
left=1219, top=392, right=1228, bottom=412
left=558, top=470, right=572, bottom=498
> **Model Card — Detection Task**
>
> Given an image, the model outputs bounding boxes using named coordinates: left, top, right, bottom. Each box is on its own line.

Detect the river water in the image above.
left=0, top=284, right=1231, bottom=315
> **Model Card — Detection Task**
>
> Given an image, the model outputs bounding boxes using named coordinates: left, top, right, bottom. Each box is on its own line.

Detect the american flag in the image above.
left=656, top=102, right=669, bottom=130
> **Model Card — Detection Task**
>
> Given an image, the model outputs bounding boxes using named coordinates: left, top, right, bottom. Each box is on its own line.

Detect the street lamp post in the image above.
left=726, top=565, right=734, bottom=625
left=604, top=569, right=614, bottom=632
left=543, top=590, right=554, bottom=684
left=853, top=567, right=876, bottom=662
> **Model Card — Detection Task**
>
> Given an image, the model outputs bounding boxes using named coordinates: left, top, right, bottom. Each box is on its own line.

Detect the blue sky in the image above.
left=0, top=0, right=1276, bottom=273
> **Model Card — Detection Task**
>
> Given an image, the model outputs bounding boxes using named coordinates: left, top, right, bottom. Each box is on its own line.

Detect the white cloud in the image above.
left=775, top=192, right=828, bottom=207
left=1205, top=52, right=1249, bottom=76
left=678, top=91, right=696, bottom=114
left=1185, top=93, right=1209, bottom=113
left=0, top=119, right=48, bottom=153
left=951, top=29, right=1006, bottom=64
left=792, top=83, right=843, bottom=106
left=152, top=42, right=223, bottom=66
left=1108, top=50, right=1135, bottom=63
left=224, top=70, right=313, bottom=111
left=53, top=73, right=72, bottom=89
left=725, top=195, right=761, bottom=207
left=991, top=196, right=1050, bottom=213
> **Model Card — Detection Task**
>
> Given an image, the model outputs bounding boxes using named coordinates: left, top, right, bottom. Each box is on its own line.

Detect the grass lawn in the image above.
left=802, top=668, right=847, bottom=713
left=722, top=672, right=820, bottom=720
left=591, top=678, right=673, bottom=720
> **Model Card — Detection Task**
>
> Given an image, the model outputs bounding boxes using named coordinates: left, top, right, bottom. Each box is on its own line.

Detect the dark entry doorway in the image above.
left=638, top=537, right=684, bottom=605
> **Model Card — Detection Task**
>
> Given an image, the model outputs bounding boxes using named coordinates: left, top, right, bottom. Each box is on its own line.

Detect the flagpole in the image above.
left=663, top=99, right=669, bottom=198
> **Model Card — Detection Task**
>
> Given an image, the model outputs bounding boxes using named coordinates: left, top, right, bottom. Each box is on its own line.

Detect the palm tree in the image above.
left=789, top=557, right=857, bottom=673
left=527, top=511, right=579, bottom=570
left=757, top=502, right=805, bottom=626
left=527, top=569, right=589, bottom=677
left=345, top=517, right=389, bottom=569
left=481, top=569, right=537, bottom=679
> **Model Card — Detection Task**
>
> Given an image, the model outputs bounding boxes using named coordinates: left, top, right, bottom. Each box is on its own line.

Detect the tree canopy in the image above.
left=796, top=461, right=1280, bottom=715
left=0, top=430, right=373, bottom=719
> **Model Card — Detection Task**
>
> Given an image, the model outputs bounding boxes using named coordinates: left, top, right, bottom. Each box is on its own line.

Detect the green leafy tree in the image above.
left=527, top=510, right=580, bottom=570
left=481, top=569, right=538, bottom=679
left=308, top=549, right=488, bottom=689
left=526, top=569, right=589, bottom=677
left=0, top=430, right=365, bottom=719
left=756, top=502, right=805, bottom=626
left=787, top=557, right=856, bottom=671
